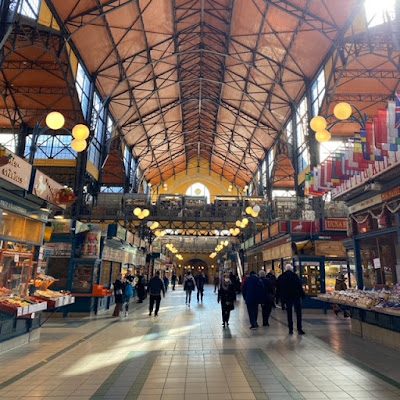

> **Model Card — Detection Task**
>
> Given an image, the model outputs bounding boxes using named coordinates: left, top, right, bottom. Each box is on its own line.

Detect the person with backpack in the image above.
left=259, top=270, right=275, bottom=326
left=123, top=268, right=134, bottom=317
left=183, top=271, right=196, bottom=307
left=242, top=271, right=264, bottom=329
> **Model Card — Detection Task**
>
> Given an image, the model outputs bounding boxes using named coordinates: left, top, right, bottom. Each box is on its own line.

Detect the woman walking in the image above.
left=112, top=273, right=124, bottom=317
left=218, top=274, right=236, bottom=328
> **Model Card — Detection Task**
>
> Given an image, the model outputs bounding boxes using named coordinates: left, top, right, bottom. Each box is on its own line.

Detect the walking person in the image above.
left=147, top=271, right=165, bottom=316
left=171, top=272, right=177, bottom=290
left=259, top=270, right=274, bottom=326
left=112, top=273, right=124, bottom=317
left=135, top=273, right=146, bottom=303
left=242, top=271, right=264, bottom=330
left=195, top=271, right=206, bottom=302
left=333, top=274, right=349, bottom=317
left=123, top=268, right=134, bottom=317
left=218, top=274, right=236, bottom=327
left=279, top=264, right=305, bottom=335
left=163, top=275, right=169, bottom=292
left=276, top=271, right=286, bottom=310
left=183, top=271, right=196, bottom=307
left=266, top=270, right=277, bottom=308
left=213, top=274, right=220, bottom=293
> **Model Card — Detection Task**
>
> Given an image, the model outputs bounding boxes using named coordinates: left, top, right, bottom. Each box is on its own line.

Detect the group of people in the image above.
left=240, top=265, right=306, bottom=335
left=113, top=265, right=308, bottom=336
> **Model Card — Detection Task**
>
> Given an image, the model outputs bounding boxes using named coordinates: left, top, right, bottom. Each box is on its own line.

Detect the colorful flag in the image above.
left=374, top=109, right=389, bottom=155
left=361, top=124, right=384, bottom=161
left=387, top=100, right=400, bottom=145
left=395, top=91, right=400, bottom=129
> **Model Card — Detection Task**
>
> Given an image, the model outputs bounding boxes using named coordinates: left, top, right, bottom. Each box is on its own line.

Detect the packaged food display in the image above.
left=317, top=285, right=400, bottom=314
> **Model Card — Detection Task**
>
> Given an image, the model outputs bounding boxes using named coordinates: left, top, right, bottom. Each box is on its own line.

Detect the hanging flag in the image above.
left=344, top=145, right=363, bottom=173
left=361, top=123, right=384, bottom=161
left=374, top=109, right=389, bottom=156
left=395, top=91, right=400, bottom=129
left=387, top=100, right=400, bottom=144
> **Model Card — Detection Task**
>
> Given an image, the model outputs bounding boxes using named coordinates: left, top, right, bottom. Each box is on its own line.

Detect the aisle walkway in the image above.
left=0, top=285, right=399, bottom=400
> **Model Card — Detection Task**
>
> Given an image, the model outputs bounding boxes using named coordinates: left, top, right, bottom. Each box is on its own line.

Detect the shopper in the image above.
left=242, top=271, right=263, bottom=329
left=147, top=270, right=165, bottom=316
left=279, top=264, right=305, bottom=335
left=195, top=271, right=206, bottom=302
left=112, top=273, right=124, bottom=317
left=135, top=273, right=146, bottom=303
left=218, top=273, right=236, bottom=327
left=123, top=268, right=135, bottom=317
left=266, top=270, right=277, bottom=307
left=171, top=272, right=177, bottom=290
left=259, top=270, right=274, bottom=326
left=333, top=274, right=349, bottom=318
left=184, top=271, right=196, bottom=306
left=163, top=275, right=169, bottom=292
left=213, top=274, right=219, bottom=293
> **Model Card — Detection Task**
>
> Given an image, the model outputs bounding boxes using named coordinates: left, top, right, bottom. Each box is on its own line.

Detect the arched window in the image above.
left=186, top=183, right=211, bottom=203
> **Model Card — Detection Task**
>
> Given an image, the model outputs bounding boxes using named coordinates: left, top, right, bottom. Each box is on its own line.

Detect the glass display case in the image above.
left=71, top=264, right=98, bottom=292
left=294, top=258, right=323, bottom=295
left=0, top=243, right=35, bottom=295
left=100, top=261, right=112, bottom=285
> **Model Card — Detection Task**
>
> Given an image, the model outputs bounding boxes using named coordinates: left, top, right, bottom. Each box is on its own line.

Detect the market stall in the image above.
left=315, top=287, right=400, bottom=350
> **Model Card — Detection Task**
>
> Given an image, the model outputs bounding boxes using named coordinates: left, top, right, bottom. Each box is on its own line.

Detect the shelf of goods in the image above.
left=34, top=289, right=75, bottom=309
left=0, top=288, right=48, bottom=316
left=33, top=274, right=75, bottom=309
left=315, top=287, right=400, bottom=316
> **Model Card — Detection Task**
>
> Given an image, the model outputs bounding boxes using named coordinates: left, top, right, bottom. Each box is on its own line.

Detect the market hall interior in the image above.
left=0, top=285, right=399, bottom=400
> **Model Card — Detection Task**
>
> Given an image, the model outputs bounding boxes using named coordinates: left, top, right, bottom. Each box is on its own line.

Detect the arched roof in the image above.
left=1, top=0, right=399, bottom=188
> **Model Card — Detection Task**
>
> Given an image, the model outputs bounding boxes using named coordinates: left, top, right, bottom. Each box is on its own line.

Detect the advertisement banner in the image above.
left=290, top=220, right=319, bottom=234
left=324, top=218, right=348, bottom=231
left=0, top=149, right=32, bottom=190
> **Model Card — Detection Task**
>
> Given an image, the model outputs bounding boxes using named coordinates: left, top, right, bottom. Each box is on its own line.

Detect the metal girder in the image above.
left=262, top=0, right=339, bottom=40
left=233, top=0, right=312, bottom=183
left=332, top=93, right=393, bottom=102
left=0, top=86, right=70, bottom=96
left=334, top=69, right=400, bottom=79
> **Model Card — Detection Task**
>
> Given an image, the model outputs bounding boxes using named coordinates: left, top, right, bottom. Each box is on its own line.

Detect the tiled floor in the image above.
left=0, top=285, right=399, bottom=400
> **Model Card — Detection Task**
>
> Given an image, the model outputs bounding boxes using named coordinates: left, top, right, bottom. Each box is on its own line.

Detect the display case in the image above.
left=72, top=263, right=98, bottom=292
left=0, top=244, right=35, bottom=296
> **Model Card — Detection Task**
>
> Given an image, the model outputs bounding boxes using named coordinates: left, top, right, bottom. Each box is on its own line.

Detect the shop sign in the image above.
left=270, top=222, right=279, bottom=237
left=332, top=151, right=400, bottom=199
left=290, top=220, right=319, bottom=234
left=133, top=235, right=141, bottom=248
left=255, top=233, right=262, bottom=244
left=32, top=170, right=63, bottom=205
left=262, top=228, right=269, bottom=241
left=0, top=199, right=28, bottom=215
left=0, top=149, right=32, bottom=190
left=315, top=241, right=346, bottom=257
left=52, top=220, right=71, bottom=233
left=347, top=193, right=382, bottom=214
left=263, top=242, right=292, bottom=260
left=126, top=231, right=134, bottom=245
left=381, top=186, right=400, bottom=202
left=324, top=218, right=348, bottom=231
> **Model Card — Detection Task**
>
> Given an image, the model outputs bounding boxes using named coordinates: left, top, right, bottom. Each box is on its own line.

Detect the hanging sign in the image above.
left=323, top=218, right=348, bottom=231
left=0, top=149, right=32, bottom=190
left=32, top=170, right=64, bottom=205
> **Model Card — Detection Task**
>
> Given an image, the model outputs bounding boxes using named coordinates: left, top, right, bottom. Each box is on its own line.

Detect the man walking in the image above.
left=242, top=271, right=263, bottom=329
left=279, top=264, right=305, bottom=335
left=171, top=272, right=177, bottom=290
left=147, top=271, right=165, bottom=316
left=183, top=271, right=196, bottom=307
left=195, top=271, right=206, bottom=302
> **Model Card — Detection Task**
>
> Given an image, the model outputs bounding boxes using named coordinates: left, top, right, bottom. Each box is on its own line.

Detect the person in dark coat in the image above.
left=195, top=272, right=206, bottom=302
left=266, top=270, right=277, bottom=307
left=218, top=274, right=236, bottom=327
left=213, top=275, right=220, bottom=293
left=242, top=271, right=263, bottom=329
left=276, top=272, right=286, bottom=310
left=171, top=272, right=177, bottom=290
left=259, top=270, right=274, bottom=326
left=147, top=270, right=165, bottom=316
left=333, top=274, right=349, bottom=317
left=112, top=273, right=124, bottom=317
left=163, top=275, right=169, bottom=292
left=135, top=273, right=146, bottom=303
left=279, top=264, right=305, bottom=335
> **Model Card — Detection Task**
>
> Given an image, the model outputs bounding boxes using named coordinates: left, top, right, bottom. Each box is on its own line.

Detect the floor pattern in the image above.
left=0, top=285, right=399, bottom=400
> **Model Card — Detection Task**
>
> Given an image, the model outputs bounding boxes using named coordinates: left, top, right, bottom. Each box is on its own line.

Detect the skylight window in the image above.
left=365, top=0, right=396, bottom=28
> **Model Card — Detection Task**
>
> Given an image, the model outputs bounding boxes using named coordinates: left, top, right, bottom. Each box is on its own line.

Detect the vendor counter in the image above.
left=315, top=295, right=400, bottom=351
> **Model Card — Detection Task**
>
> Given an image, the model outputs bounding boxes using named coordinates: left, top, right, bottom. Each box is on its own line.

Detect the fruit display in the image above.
left=33, top=289, right=75, bottom=308
left=317, top=285, right=400, bottom=315
left=0, top=294, right=46, bottom=316
left=34, top=274, right=58, bottom=290
left=0, top=287, right=12, bottom=296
